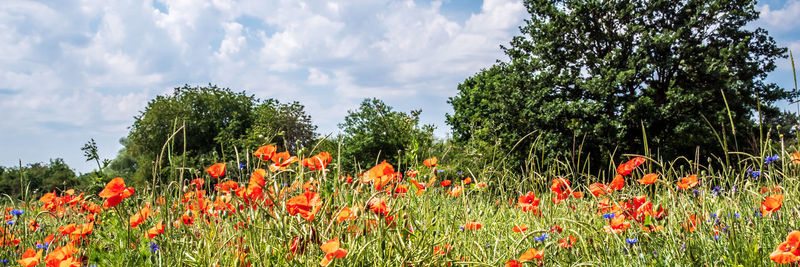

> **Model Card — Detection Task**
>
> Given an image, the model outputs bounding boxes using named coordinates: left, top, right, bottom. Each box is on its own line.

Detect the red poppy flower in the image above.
left=517, top=192, right=540, bottom=213
left=559, top=235, right=576, bottom=248
left=676, top=174, right=699, bottom=190
left=589, top=183, right=611, bottom=197
left=302, top=152, right=332, bottom=171
left=505, top=259, right=522, bottom=267
left=286, top=191, right=322, bottom=221
left=423, top=157, right=438, bottom=168
left=770, top=231, right=800, bottom=263
left=519, top=248, right=544, bottom=262
left=463, top=221, right=482, bottom=230
left=513, top=224, right=528, bottom=232
left=638, top=173, right=659, bottom=185
left=320, top=238, right=348, bottom=266
left=269, top=151, right=299, bottom=172
left=17, top=248, right=42, bottom=267
left=447, top=186, right=463, bottom=197
left=441, top=180, right=452, bottom=187
left=98, top=177, right=135, bottom=209
left=253, top=145, right=277, bottom=161
left=147, top=221, right=165, bottom=239
left=205, top=163, right=226, bottom=178
left=609, top=174, right=625, bottom=191
left=617, top=157, right=646, bottom=176
left=363, top=161, right=396, bottom=190
left=761, top=194, right=784, bottom=217
left=603, top=214, right=631, bottom=234
left=367, top=197, right=390, bottom=216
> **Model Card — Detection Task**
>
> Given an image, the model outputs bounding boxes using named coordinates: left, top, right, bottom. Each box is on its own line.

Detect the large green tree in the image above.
left=447, top=0, right=791, bottom=167
left=0, top=159, right=80, bottom=199
left=123, top=85, right=317, bottom=185
left=339, top=98, right=435, bottom=170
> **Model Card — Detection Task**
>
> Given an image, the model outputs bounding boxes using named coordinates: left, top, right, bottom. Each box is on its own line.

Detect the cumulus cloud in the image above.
left=0, top=0, right=528, bottom=172
left=758, top=0, right=800, bottom=32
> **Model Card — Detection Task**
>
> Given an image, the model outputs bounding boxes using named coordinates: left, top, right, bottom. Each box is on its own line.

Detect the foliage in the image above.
left=447, top=0, right=792, bottom=169
left=338, top=98, right=435, bottom=170
left=123, top=84, right=317, bottom=185
left=0, top=159, right=81, bottom=199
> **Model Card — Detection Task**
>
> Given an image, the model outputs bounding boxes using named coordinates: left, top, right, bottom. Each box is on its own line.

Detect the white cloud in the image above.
left=758, top=0, right=800, bottom=32
left=0, top=0, right=529, bottom=172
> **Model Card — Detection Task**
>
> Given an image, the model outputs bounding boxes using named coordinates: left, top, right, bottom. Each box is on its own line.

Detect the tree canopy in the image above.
left=339, top=98, right=435, bottom=170
left=447, top=0, right=792, bottom=167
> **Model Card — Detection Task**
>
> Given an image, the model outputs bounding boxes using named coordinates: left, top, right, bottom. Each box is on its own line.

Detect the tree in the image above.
left=339, top=98, right=435, bottom=170
left=447, top=0, right=791, bottom=167
left=123, top=84, right=317, bottom=185
left=0, top=159, right=80, bottom=199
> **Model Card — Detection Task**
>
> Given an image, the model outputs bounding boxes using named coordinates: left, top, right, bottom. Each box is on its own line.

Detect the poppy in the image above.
left=286, top=191, right=323, bottom=221
left=761, top=194, right=784, bottom=217
left=423, top=157, right=438, bottom=168
left=335, top=207, right=358, bottom=223
left=505, top=260, right=522, bottom=267
left=129, top=205, right=152, bottom=228
left=638, top=173, right=659, bottom=185
left=363, top=161, right=396, bottom=190
left=518, top=192, right=541, bottom=213
left=441, top=180, right=452, bottom=187
left=319, top=238, right=348, bottom=266
left=617, top=157, right=646, bottom=176
left=609, top=174, right=625, bottom=191
left=476, top=182, right=488, bottom=189
left=559, top=235, right=576, bottom=248
left=463, top=177, right=472, bottom=185
left=770, top=231, right=800, bottom=263
left=253, top=145, right=277, bottom=161
left=17, top=248, right=42, bottom=267
left=215, top=181, right=240, bottom=193
left=682, top=214, right=700, bottom=232
left=519, top=248, right=544, bottom=262
left=447, top=186, right=463, bottom=197
left=589, top=183, right=611, bottom=197
left=463, top=221, right=482, bottom=230
left=792, top=152, right=800, bottom=165
left=98, top=177, right=135, bottom=209
left=302, top=152, right=332, bottom=171
left=676, top=174, right=699, bottom=189
left=603, top=214, right=631, bottom=234
left=205, top=163, right=226, bottom=178
left=147, top=221, right=165, bottom=239
left=513, top=224, right=528, bottom=232
left=367, top=198, right=390, bottom=216
left=433, top=244, right=452, bottom=256
left=269, top=151, right=299, bottom=172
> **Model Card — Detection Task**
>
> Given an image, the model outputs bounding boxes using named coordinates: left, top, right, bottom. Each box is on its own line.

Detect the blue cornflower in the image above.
left=734, top=213, right=741, bottom=218
left=713, top=235, right=720, bottom=241
left=603, top=213, right=616, bottom=219
left=711, top=186, right=723, bottom=197
left=438, top=170, right=444, bottom=173
left=36, top=242, right=49, bottom=250
left=150, top=242, right=160, bottom=253
left=239, top=163, right=246, bottom=169
left=710, top=213, right=717, bottom=219
left=626, top=238, right=637, bottom=244
left=765, top=155, right=779, bottom=164
left=1, top=259, right=8, bottom=264
left=458, top=172, right=462, bottom=175
left=459, top=226, right=465, bottom=230
left=10, top=209, right=24, bottom=216
left=534, top=233, right=549, bottom=242
left=693, top=189, right=700, bottom=197
left=6, top=220, right=14, bottom=225
left=751, top=171, right=760, bottom=178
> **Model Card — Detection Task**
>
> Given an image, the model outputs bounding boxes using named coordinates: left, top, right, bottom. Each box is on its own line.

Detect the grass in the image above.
left=2, top=138, right=800, bottom=266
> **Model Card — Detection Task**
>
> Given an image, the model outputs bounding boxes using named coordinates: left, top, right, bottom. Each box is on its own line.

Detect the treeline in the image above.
left=2, top=0, right=796, bottom=198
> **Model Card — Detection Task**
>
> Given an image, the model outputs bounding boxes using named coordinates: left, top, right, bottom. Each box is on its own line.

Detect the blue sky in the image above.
left=1, top=0, right=798, bottom=174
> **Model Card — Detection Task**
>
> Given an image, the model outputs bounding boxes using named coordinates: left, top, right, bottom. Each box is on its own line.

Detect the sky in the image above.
left=0, top=0, right=799, bottom=174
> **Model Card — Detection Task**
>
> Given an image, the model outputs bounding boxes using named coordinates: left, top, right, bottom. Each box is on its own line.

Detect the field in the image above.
left=3, top=143, right=800, bottom=266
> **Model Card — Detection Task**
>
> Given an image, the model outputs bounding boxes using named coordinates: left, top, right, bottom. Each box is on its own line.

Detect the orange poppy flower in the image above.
left=129, top=205, right=152, bottom=228
left=603, top=214, right=631, bottom=234
left=319, top=238, right=348, bottom=266
left=286, top=191, right=323, bottom=221
left=302, top=152, right=332, bottom=171
left=761, top=194, right=784, bottom=217
left=505, top=259, right=522, bottom=267
left=476, top=182, right=488, bottom=189
left=447, top=186, right=463, bottom=197
left=181, top=211, right=194, bottom=226
left=681, top=213, right=700, bottom=232
left=792, top=152, right=800, bottom=165
left=770, top=231, right=800, bottom=263
left=367, top=197, right=390, bottom=216
left=253, top=145, right=277, bottom=161
left=147, top=221, right=165, bottom=239
left=609, top=174, right=625, bottom=191
left=676, top=174, right=699, bottom=189
left=17, top=248, right=42, bottom=267
left=269, top=151, right=299, bottom=172
left=441, top=180, right=452, bottom=187
left=617, top=157, right=646, bottom=176
left=44, top=243, right=77, bottom=266
left=215, top=181, right=240, bottom=193
left=463, top=221, right=482, bottom=230
left=519, top=248, right=544, bottom=262
left=205, top=163, right=226, bottom=178
left=513, top=224, right=528, bottom=232
left=423, top=157, right=438, bottom=168
left=463, top=177, right=472, bottom=184
left=550, top=178, right=572, bottom=204
left=335, top=207, right=358, bottom=223
left=638, top=173, right=659, bottom=185
left=517, top=192, right=541, bottom=213
left=363, top=161, right=396, bottom=190
left=98, top=177, right=135, bottom=209
left=559, top=235, right=576, bottom=248
left=589, top=183, right=611, bottom=197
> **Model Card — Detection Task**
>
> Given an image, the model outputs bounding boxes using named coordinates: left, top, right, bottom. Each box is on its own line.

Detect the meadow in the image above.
left=3, top=137, right=800, bottom=267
